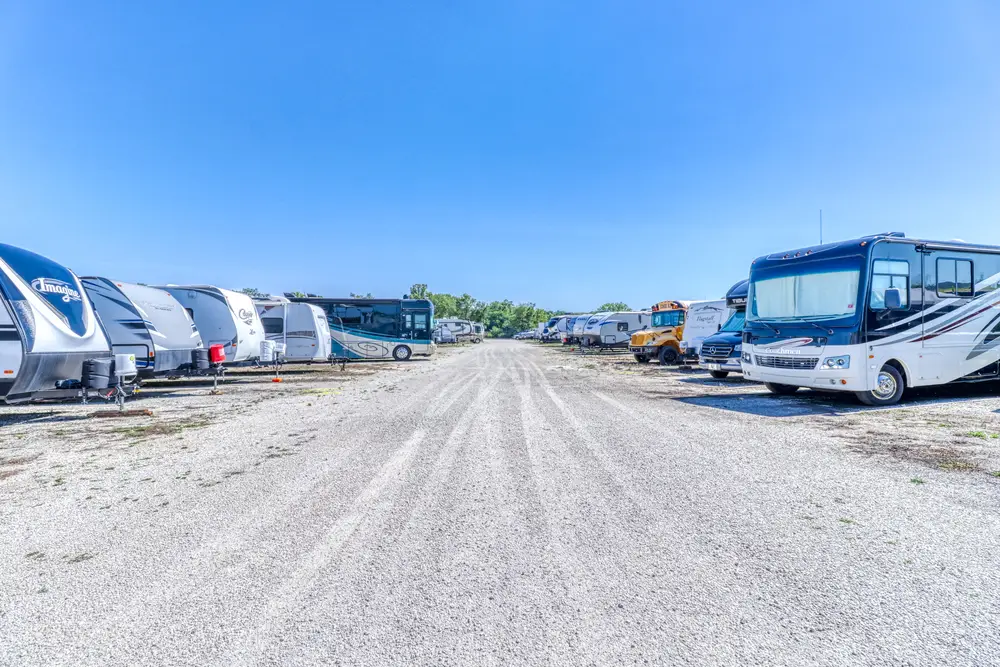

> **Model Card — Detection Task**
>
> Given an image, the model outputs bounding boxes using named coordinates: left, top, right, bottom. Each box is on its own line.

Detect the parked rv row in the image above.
left=530, top=233, right=1000, bottom=407
left=0, top=242, right=439, bottom=405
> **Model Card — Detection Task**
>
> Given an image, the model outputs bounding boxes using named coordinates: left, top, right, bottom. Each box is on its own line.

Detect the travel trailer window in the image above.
left=870, top=260, right=910, bottom=310
left=651, top=310, right=683, bottom=328
left=750, top=268, right=860, bottom=321
left=616, top=322, right=628, bottom=332
left=262, top=317, right=283, bottom=334
left=936, top=258, right=973, bottom=297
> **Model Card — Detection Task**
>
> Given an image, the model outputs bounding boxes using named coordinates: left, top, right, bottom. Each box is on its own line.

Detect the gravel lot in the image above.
left=2, top=340, right=1000, bottom=666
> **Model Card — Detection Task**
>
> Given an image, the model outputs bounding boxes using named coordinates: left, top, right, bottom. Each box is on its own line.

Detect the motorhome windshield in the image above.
left=651, top=310, right=683, bottom=328
left=719, top=310, right=746, bottom=333
left=749, top=267, right=861, bottom=321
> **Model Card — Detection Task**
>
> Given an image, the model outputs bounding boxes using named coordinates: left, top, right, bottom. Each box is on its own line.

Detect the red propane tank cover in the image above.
left=209, top=344, right=227, bottom=364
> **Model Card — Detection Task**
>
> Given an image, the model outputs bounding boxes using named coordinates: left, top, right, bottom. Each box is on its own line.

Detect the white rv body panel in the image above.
left=255, top=301, right=332, bottom=362
left=158, top=286, right=265, bottom=364
left=0, top=298, right=23, bottom=388
left=571, top=314, right=592, bottom=339
left=679, top=300, right=731, bottom=358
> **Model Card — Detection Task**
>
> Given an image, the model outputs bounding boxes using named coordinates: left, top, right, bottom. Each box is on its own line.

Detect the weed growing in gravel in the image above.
left=113, top=417, right=212, bottom=441
left=965, top=431, right=989, bottom=439
left=939, top=460, right=978, bottom=471
left=838, top=517, right=856, bottom=525
left=990, top=471, right=1000, bottom=478
left=910, top=477, right=925, bottom=485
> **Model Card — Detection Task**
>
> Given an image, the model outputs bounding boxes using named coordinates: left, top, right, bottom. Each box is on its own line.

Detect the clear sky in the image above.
left=1, top=2, right=998, bottom=312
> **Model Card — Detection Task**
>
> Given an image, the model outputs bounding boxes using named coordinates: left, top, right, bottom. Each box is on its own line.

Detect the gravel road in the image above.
left=2, top=340, right=1000, bottom=666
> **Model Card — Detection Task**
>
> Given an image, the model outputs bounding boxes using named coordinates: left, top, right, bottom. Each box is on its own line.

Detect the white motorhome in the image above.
left=581, top=311, right=650, bottom=349
left=255, top=298, right=333, bottom=363
left=82, top=277, right=204, bottom=377
left=437, top=318, right=482, bottom=343
left=157, top=285, right=266, bottom=364
left=678, top=299, right=731, bottom=363
left=0, top=243, right=111, bottom=403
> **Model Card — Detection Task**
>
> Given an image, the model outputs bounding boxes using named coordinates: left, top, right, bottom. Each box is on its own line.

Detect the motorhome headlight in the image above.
left=821, top=355, right=850, bottom=369
left=734, top=344, right=742, bottom=353
left=741, top=352, right=752, bottom=364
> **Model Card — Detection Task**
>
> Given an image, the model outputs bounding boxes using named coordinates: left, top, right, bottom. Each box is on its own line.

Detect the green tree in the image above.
left=288, top=291, right=307, bottom=298
left=350, top=292, right=373, bottom=298
left=240, top=287, right=269, bottom=299
left=596, top=302, right=630, bottom=312
left=409, top=284, right=430, bottom=299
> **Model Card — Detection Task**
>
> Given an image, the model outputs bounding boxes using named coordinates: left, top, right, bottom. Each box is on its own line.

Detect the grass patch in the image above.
left=965, top=431, right=989, bottom=439
left=910, top=477, right=925, bottom=485
left=113, top=416, right=212, bottom=440
left=300, top=387, right=341, bottom=397
left=838, top=517, right=856, bottom=525
left=990, top=471, right=1000, bottom=478
left=939, top=460, right=978, bottom=471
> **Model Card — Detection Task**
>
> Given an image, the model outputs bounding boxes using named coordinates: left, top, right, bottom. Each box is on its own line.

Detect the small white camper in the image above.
left=678, top=299, right=731, bottom=362
left=437, top=318, right=482, bottom=343
left=157, top=285, right=266, bottom=364
left=255, top=298, right=333, bottom=363
left=0, top=243, right=111, bottom=403
left=581, top=312, right=650, bottom=349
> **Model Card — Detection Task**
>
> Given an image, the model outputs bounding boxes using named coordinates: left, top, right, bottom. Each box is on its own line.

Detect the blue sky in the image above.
left=1, top=2, right=998, bottom=312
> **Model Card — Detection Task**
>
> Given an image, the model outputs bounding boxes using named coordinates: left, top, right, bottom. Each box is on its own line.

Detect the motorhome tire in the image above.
left=764, top=382, right=799, bottom=395
left=709, top=370, right=729, bottom=379
left=634, top=354, right=649, bottom=363
left=392, top=345, right=412, bottom=361
left=658, top=346, right=679, bottom=365
left=856, top=365, right=904, bottom=406
left=473, top=337, right=482, bottom=344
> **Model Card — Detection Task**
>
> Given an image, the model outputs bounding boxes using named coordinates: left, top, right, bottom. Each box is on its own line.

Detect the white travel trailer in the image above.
left=156, top=285, right=266, bottom=364
left=678, top=299, right=731, bottom=362
left=0, top=243, right=111, bottom=403
left=255, top=298, right=333, bottom=363
left=543, top=315, right=574, bottom=342
left=82, top=277, right=205, bottom=378
left=437, top=318, right=483, bottom=343
left=564, top=314, right=592, bottom=344
left=581, top=311, right=650, bottom=349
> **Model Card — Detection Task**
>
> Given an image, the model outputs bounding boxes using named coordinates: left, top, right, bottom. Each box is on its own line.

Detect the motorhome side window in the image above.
left=869, top=260, right=910, bottom=310
left=936, top=258, right=974, bottom=297
left=262, top=317, right=283, bottom=334
left=617, top=322, right=628, bottom=332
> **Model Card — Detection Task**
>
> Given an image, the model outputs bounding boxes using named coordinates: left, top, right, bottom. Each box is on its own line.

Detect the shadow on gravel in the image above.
left=0, top=412, right=89, bottom=426
left=674, top=381, right=1000, bottom=418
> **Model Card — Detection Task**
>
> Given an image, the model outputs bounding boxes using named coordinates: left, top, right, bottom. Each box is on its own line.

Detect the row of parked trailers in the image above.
left=0, top=243, right=336, bottom=404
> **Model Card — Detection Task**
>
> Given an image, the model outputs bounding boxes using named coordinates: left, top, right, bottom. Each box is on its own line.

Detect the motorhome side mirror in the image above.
left=884, top=288, right=902, bottom=310
left=717, top=324, right=721, bottom=331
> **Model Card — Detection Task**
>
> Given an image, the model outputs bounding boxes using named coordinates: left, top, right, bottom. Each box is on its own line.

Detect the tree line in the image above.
left=409, top=284, right=631, bottom=338
left=240, top=286, right=631, bottom=338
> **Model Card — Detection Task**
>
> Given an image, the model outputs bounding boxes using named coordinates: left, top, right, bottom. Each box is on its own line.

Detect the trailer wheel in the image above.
left=764, top=382, right=799, bottom=395
left=709, top=370, right=729, bottom=379
left=658, top=346, right=679, bottom=365
left=856, top=365, right=904, bottom=406
left=634, top=354, right=649, bottom=363
left=392, top=345, right=412, bottom=361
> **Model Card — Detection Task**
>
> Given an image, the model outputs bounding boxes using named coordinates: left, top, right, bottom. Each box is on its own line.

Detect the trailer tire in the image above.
left=856, top=365, right=904, bottom=406
left=658, top=346, right=679, bottom=365
left=764, top=382, right=799, bottom=395
left=634, top=354, right=649, bottom=363
left=392, top=345, right=412, bottom=361
left=709, top=370, right=729, bottom=379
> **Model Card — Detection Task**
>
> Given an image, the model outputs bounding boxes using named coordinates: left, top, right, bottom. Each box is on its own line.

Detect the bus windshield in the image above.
left=749, top=268, right=861, bottom=321
left=719, top=310, right=746, bottom=332
left=652, top=310, right=683, bottom=328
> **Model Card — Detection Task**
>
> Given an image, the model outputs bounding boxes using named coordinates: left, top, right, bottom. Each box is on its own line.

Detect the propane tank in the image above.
left=209, top=344, right=226, bottom=364
left=114, top=353, right=138, bottom=377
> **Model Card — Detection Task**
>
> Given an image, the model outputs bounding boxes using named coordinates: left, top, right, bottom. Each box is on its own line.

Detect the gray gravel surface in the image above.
left=2, top=340, right=1000, bottom=666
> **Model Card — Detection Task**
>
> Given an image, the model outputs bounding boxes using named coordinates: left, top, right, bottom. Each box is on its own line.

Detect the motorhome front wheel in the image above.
left=392, top=345, right=412, bottom=361
left=856, top=365, right=904, bottom=406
